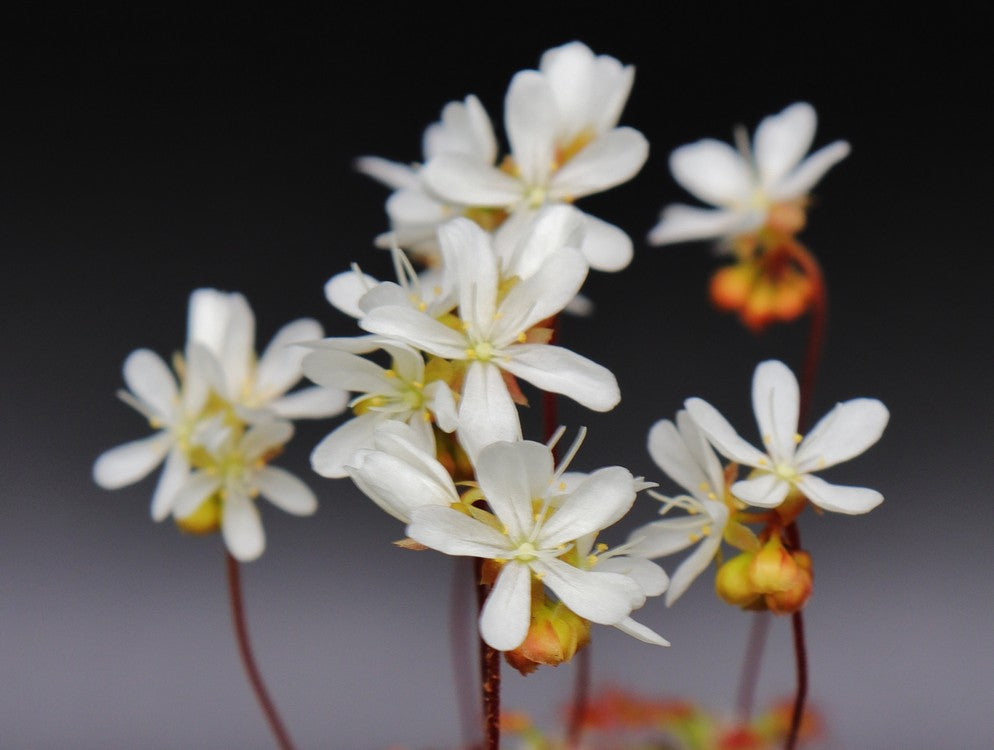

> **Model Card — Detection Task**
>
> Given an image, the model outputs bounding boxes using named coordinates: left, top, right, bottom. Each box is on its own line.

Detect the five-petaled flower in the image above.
left=686, top=360, right=889, bottom=514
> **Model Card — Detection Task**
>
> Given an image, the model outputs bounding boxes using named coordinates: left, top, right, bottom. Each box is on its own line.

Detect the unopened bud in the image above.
left=504, top=598, right=590, bottom=676
left=715, top=552, right=761, bottom=608
left=765, top=549, right=814, bottom=614
left=749, top=535, right=800, bottom=594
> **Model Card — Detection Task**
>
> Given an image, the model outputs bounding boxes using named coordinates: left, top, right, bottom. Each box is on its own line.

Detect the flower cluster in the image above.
left=93, top=289, right=347, bottom=560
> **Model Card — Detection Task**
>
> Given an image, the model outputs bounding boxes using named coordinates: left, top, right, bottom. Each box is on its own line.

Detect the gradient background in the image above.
left=3, top=6, right=992, bottom=749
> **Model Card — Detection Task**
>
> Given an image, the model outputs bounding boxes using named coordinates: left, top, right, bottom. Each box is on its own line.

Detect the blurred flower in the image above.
left=686, top=360, right=889, bottom=514
left=649, top=102, right=849, bottom=246
left=171, top=419, right=316, bottom=561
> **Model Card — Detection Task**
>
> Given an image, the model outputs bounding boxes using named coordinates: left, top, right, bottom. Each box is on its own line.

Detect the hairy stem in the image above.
left=226, top=553, right=295, bottom=750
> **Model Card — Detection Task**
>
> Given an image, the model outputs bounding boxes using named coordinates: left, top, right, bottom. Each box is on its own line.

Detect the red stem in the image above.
left=225, top=553, right=295, bottom=750
left=784, top=522, right=807, bottom=750
left=474, top=559, right=500, bottom=750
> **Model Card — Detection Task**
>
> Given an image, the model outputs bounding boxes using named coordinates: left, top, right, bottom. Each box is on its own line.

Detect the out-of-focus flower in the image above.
left=171, top=420, right=316, bottom=561
left=406, top=437, right=666, bottom=652
left=359, top=218, right=619, bottom=461
left=423, top=42, right=647, bottom=272
left=649, top=102, right=849, bottom=247
left=686, top=360, right=889, bottom=515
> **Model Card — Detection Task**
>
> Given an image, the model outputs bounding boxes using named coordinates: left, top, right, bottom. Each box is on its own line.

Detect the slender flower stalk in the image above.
left=226, top=553, right=295, bottom=750
left=475, top=558, right=501, bottom=750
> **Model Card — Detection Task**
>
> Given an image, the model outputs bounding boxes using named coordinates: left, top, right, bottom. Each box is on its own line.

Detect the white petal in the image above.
left=538, top=467, right=636, bottom=549
left=498, top=203, right=585, bottom=280
left=385, top=186, right=450, bottom=225
left=534, top=557, right=642, bottom=625
left=479, top=562, right=532, bottom=651
left=647, top=204, right=755, bottom=246
left=354, top=156, right=420, bottom=190
left=122, top=349, right=178, bottom=421
left=794, top=474, right=882, bottom=515
left=187, top=290, right=254, bottom=397
left=421, top=153, right=522, bottom=207
left=324, top=269, right=381, bottom=319
left=150, top=446, right=189, bottom=521
left=665, top=518, right=725, bottom=607
left=302, top=348, right=393, bottom=395
left=539, top=41, right=597, bottom=134
left=648, top=419, right=710, bottom=499
left=407, top=505, right=511, bottom=557
left=222, top=492, right=265, bottom=562
left=770, top=140, right=850, bottom=200
left=684, top=398, right=769, bottom=467
left=495, top=247, right=587, bottom=337
left=456, top=362, right=522, bottom=464
left=268, top=385, right=348, bottom=420
left=254, top=466, right=317, bottom=516
left=669, top=139, right=754, bottom=206
left=626, top=516, right=706, bottom=559
left=255, top=319, right=324, bottom=400
left=576, top=214, right=633, bottom=272
left=731, top=473, right=790, bottom=508
left=754, top=102, right=817, bottom=188
left=359, top=306, right=467, bottom=360
left=613, top=617, right=670, bottom=647
left=424, top=380, right=458, bottom=433
left=475, top=440, right=553, bottom=541
left=93, top=432, right=172, bottom=489
left=676, top=410, right=726, bottom=501
left=310, top=412, right=381, bottom=478
left=549, top=127, right=648, bottom=200
left=347, top=450, right=455, bottom=523
left=794, top=398, right=889, bottom=473
left=751, top=360, right=800, bottom=465
left=504, top=70, right=558, bottom=186
left=423, top=94, right=498, bottom=164
left=172, top=471, right=222, bottom=519
left=596, top=556, right=669, bottom=598
left=502, top=345, right=620, bottom=412
left=439, top=218, right=497, bottom=329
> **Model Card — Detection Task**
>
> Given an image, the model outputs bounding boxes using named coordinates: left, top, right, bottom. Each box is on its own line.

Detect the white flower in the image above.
left=406, top=438, right=665, bottom=651
left=171, top=420, right=317, bottom=561
left=357, top=94, right=499, bottom=256
left=302, top=337, right=457, bottom=478
left=685, top=360, right=889, bottom=514
left=649, top=102, right=850, bottom=245
left=92, top=347, right=209, bottom=520
left=345, top=421, right=461, bottom=522
left=422, top=42, right=647, bottom=272
left=627, top=411, right=731, bottom=606
left=359, top=218, right=619, bottom=460
left=187, top=288, right=348, bottom=420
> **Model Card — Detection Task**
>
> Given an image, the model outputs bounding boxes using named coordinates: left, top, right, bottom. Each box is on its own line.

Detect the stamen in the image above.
left=553, top=426, right=588, bottom=480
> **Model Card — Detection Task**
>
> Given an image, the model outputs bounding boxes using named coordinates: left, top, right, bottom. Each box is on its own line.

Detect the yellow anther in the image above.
left=698, top=481, right=710, bottom=491
left=494, top=557, right=507, bottom=564
left=707, top=492, right=717, bottom=500
left=417, top=301, right=427, bottom=312
left=461, top=321, right=470, bottom=331
left=533, top=572, right=545, bottom=581
left=369, top=396, right=385, bottom=407
left=586, top=554, right=598, bottom=566
left=689, top=533, right=702, bottom=544
left=383, top=369, right=396, bottom=378
left=465, top=349, right=476, bottom=359
left=557, top=543, right=567, bottom=551
left=558, top=481, right=567, bottom=491
left=595, top=543, right=609, bottom=553
left=149, top=417, right=163, bottom=429
left=517, top=332, right=527, bottom=343
left=793, top=433, right=803, bottom=444
left=762, top=433, right=772, bottom=444
left=701, top=525, right=712, bottom=536
left=758, top=457, right=768, bottom=466
left=422, top=410, right=432, bottom=422
left=433, top=285, right=442, bottom=296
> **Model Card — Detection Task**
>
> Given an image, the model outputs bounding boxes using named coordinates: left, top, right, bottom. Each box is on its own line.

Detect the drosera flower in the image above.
left=406, top=435, right=667, bottom=653
left=422, top=41, right=648, bottom=272
left=301, top=337, right=458, bottom=478
left=648, top=102, right=849, bottom=247
left=686, top=360, right=889, bottom=515
left=359, top=217, right=619, bottom=461
left=92, top=345, right=209, bottom=521
left=170, top=419, right=317, bottom=562
left=186, top=288, right=349, bottom=422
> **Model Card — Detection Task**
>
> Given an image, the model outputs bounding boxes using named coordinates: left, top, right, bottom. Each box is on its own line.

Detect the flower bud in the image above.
left=765, top=550, right=814, bottom=614
left=715, top=552, right=761, bottom=607
left=504, top=598, right=590, bottom=676
left=748, top=535, right=800, bottom=594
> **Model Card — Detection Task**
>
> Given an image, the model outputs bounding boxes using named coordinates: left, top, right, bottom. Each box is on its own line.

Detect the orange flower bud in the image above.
left=748, top=535, right=800, bottom=594
left=504, top=598, right=590, bottom=676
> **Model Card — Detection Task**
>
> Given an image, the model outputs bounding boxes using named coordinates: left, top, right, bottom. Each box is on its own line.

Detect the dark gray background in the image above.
left=2, top=5, right=992, bottom=749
